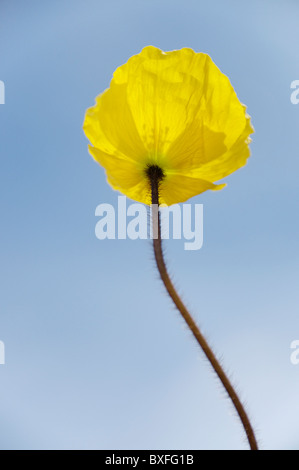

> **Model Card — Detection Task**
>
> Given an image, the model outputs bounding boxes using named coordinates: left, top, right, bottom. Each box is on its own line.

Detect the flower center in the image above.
left=145, top=164, right=165, bottom=183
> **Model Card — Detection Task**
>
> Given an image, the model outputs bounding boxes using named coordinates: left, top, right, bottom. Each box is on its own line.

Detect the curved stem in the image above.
left=148, top=168, right=258, bottom=451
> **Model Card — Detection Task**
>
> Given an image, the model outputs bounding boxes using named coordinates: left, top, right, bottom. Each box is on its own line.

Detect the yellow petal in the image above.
left=88, top=146, right=151, bottom=203
left=116, top=47, right=247, bottom=159
left=159, top=173, right=226, bottom=206
left=83, top=84, right=146, bottom=163
left=189, top=113, right=254, bottom=181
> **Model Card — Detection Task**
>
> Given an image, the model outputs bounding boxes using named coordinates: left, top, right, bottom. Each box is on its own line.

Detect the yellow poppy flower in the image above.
left=83, top=46, right=254, bottom=205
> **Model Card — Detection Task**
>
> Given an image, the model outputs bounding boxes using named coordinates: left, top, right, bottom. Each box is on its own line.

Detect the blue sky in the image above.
left=1, top=0, right=299, bottom=450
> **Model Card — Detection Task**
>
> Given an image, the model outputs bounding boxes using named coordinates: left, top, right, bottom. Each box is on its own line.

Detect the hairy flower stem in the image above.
left=148, top=166, right=258, bottom=451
